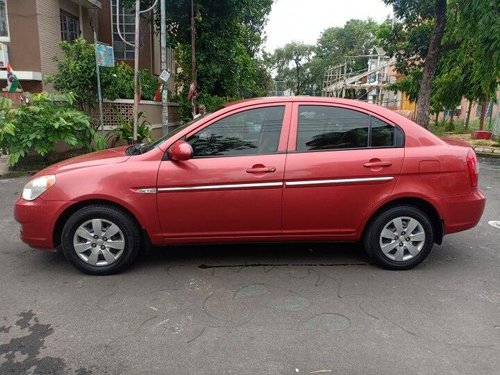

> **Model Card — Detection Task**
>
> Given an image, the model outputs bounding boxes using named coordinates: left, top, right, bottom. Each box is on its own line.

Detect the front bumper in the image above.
left=14, top=197, right=68, bottom=250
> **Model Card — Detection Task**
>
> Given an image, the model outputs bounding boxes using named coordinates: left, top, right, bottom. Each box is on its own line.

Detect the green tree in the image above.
left=0, top=93, right=104, bottom=166
left=161, top=0, right=273, bottom=110
left=272, top=42, right=315, bottom=95
left=449, top=0, right=500, bottom=129
left=383, top=0, right=447, bottom=128
left=47, top=38, right=159, bottom=110
left=315, top=19, right=380, bottom=80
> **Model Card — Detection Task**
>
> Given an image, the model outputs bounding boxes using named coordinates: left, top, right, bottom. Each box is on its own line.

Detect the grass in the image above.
left=429, top=119, right=499, bottom=149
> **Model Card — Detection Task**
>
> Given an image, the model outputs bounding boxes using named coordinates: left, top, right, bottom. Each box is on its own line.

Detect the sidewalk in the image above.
left=0, top=155, right=8, bottom=177
left=474, top=146, right=500, bottom=158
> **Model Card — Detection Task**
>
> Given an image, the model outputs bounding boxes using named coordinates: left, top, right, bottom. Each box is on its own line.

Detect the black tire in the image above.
left=61, top=205, right=141, bottom=275
left=363, top=205, right=434, bottom=270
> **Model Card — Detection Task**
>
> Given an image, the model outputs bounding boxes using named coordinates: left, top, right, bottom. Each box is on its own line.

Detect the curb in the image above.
left=476, top=152, right=500, bottom=159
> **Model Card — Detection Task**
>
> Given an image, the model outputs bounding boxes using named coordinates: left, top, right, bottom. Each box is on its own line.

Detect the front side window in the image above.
left=111, top=0, right=135, bottom=60
left=187, top=106, right=285, bottom=157
left=0, top=0, right=10, bottom=42
left=60, top=10, right=80, bottom=42
left=297, top=105, right=403, bottom=151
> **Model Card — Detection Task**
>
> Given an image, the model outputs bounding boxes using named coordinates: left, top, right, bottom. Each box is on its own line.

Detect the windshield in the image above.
left=141, top=116, right=205, bottom=153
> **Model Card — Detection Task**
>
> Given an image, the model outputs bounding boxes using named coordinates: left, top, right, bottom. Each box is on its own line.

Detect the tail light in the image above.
left=466, top=148, right=479, bottom=188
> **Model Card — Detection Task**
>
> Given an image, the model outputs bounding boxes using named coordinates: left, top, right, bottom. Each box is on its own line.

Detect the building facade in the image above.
left=0, top=0, right=174, bottom=93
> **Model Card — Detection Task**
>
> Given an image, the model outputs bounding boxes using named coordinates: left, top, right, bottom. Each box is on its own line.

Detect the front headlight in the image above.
left=22, top=175, right=56, bottom=201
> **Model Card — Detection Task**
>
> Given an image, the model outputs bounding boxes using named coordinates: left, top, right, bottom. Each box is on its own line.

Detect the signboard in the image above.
left=95, top=43, right=114, bottom=67
left=0, top=43, right=8, bottom=68
left=160, top=70, right=170, bottom=82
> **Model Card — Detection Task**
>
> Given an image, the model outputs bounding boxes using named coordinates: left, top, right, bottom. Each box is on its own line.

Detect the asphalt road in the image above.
left=0, top=158, right=499, bottom=375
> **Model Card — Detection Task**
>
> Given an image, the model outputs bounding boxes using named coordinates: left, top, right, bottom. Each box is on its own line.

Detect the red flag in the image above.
left=154, top=83, right=163, bottom=102
left=187, top=81, right=197, bottom=101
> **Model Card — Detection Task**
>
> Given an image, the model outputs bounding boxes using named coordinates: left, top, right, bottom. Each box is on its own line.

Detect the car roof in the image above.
left=225, top=96, right=386, bottom=110
left=223, top=96, right=401, bottom=119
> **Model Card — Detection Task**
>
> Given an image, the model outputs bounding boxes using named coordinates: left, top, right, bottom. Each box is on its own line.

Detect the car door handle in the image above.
left=246, top=166, right=276, bottom=174
left=364, top=161, right=392, bottom=168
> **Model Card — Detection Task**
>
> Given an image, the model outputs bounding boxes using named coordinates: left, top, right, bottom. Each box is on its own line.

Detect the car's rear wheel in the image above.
left=364, top=206, right=434, bottom=270
left=61, top=205, right=141, bottom=275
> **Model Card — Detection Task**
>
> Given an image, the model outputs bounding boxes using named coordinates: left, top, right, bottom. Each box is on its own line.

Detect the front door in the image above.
left=157, top=104, right=290, bottom=240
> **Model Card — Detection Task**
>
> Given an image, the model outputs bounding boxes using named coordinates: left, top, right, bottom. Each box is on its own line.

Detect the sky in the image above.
left=263, top=0, right=393, bottom=53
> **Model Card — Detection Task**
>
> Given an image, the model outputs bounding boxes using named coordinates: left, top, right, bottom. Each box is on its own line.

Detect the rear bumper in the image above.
left=441, top=189, right=486, bottom=234
left=14, top=197, right=68, bottom=250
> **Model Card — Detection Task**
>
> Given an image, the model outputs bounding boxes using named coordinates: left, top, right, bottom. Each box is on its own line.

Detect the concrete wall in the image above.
left=36, top=0, right=65, bottom=87
left=0, top=0, right=43, bottom=91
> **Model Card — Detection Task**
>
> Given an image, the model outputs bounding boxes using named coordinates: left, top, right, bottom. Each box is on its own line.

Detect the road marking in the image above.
left=488, top=221, right=500, bottom=229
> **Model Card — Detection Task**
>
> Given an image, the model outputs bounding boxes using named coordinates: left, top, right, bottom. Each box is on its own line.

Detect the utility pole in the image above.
left=160, top=0, right=169, bottom=135
left=132, top=0, right=141, bottom=142
left=116, top=0, right=158, bottom=142
left=93, top=26, right=105, bottom=136
left=191, top=0, right=196, bottom=117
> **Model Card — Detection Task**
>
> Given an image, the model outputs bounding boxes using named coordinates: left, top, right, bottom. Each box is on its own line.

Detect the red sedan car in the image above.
left=15, top=97, right=485, bottom=275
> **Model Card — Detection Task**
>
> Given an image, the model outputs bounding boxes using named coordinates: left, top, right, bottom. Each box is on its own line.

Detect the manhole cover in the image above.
left=488, top=221, right=500, bottom=229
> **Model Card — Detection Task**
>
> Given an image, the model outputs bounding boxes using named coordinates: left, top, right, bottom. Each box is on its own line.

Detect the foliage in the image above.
left=271, top=42, right=315, bottom=96
left=0, top=92, right=105, bottom=166
left=107, top=111, right=152, bottom=146
left=160, top=0, right=273, bottom=101
left=389, top=71, right=422, bottom=104
left=382, top=0, right=499, bottom=128
left=382, top=0, right=448, bottom=128
left=174, top=92, right=233, bottom=123
left=268, top=19, right=384, bottom=97
left=104, top=62, right=159, bottom=101
left=47, top=38, right=159, bottom=106
left=314, top=19, right=381, bottom=88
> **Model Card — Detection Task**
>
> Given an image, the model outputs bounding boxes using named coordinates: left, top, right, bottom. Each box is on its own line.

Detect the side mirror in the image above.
left=167, top=140, right=193, bottom=161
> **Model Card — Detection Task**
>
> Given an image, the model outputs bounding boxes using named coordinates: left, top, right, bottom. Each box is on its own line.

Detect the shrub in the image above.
left=174, top=93, right=234, bottom=123
left=106, top=111, right=152, bottom=146
left=47, top=38, right=159, bottom=105
left=104, top=62, right=158, bottom=101
left=0, top=92, right=105, bottom=166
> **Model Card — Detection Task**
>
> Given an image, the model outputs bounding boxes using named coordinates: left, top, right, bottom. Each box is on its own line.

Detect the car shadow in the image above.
left=136, top=242, right=371, bottom=271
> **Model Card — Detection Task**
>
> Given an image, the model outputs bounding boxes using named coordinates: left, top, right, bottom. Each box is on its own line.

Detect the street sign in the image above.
left=95, top=43, right=114, bottom=67
left=160, top=70, right=170, bottom=82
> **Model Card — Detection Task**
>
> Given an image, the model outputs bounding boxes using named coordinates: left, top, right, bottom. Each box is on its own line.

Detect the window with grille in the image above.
left=60, top=10, right=80, bottom=42
left=111, top=0, right=135, bottom=60
left=0, top=0, right=10, bottom=42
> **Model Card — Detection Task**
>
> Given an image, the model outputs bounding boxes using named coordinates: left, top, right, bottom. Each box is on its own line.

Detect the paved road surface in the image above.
left=0, top=158, right=499, bottom=374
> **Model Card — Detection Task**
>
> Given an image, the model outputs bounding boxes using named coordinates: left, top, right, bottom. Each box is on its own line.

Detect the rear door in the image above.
left=283, top=102, right=405, bottom=237
left=156, top=103, right=291, bottom=240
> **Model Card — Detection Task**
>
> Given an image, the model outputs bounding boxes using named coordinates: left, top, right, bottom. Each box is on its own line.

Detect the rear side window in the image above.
left=188, top=106, right=285, bottom=157
left=297, top=105, right=403, bottom=151
left=297, top=106, right=368, bottom=151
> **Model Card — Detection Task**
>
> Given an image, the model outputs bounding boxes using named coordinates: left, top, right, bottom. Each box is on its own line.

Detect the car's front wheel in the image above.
left=364, top=206, right=434, bottom=270
left=61, top=205, right=141, bottom=275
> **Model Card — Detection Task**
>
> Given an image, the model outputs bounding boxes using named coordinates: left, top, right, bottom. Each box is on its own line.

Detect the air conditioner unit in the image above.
left=0, top=43, right=8, bottom=69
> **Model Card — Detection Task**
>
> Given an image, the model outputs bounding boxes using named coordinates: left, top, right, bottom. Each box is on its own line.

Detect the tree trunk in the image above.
left=479, top=98, right=488, bottom=130
left=415, top=0, right=447, bottom=129
left=295, top=61, right=301, bottom=96
left=465, top=99, right=473, bottom=130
